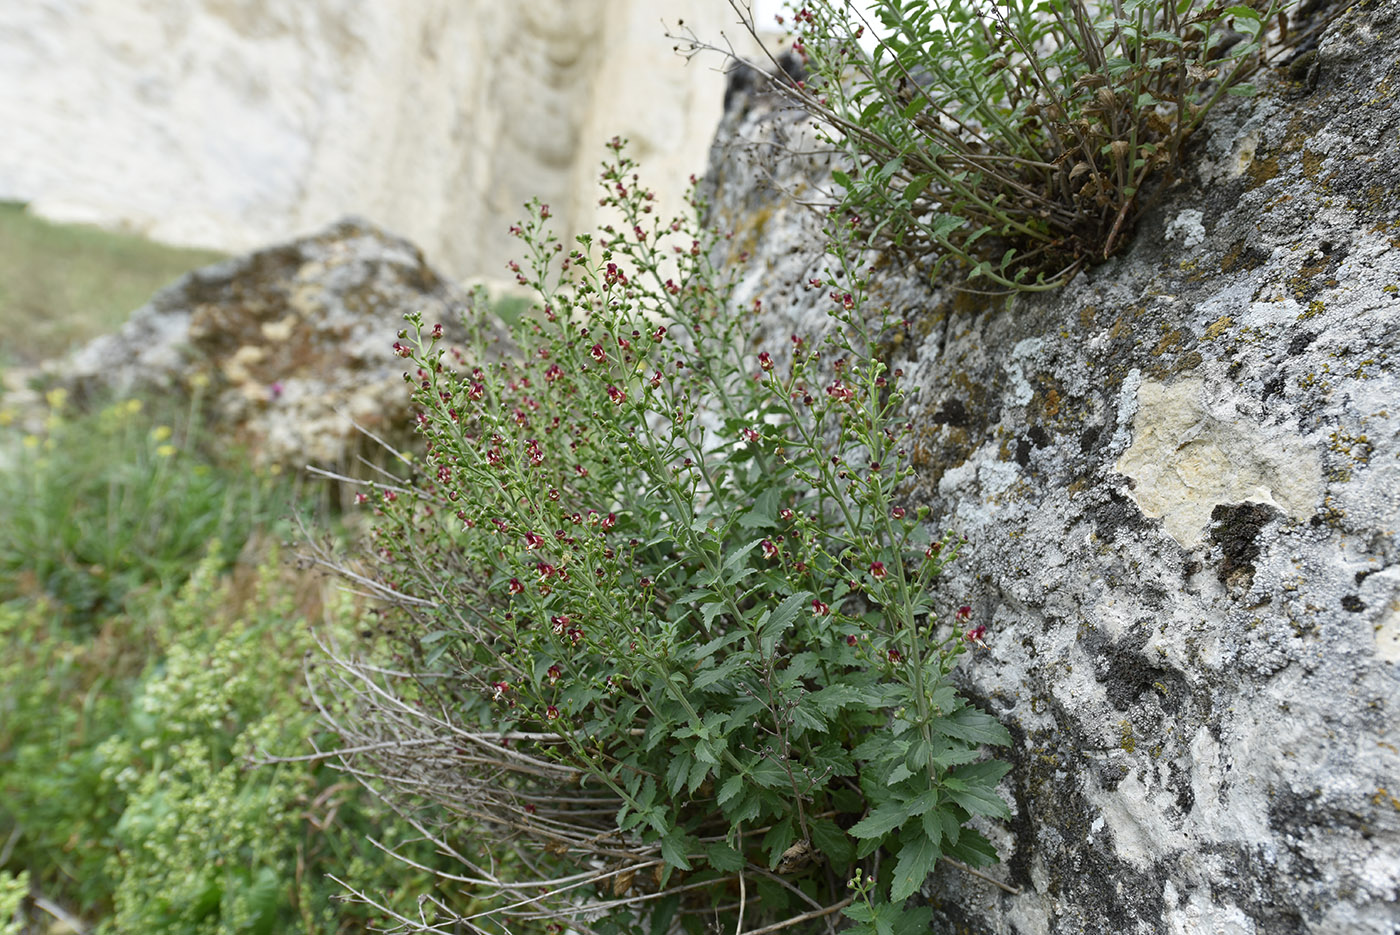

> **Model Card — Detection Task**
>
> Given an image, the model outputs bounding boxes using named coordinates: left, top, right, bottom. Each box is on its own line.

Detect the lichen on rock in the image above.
left=58, top=217, right=503, bottom=472
left=703, top=0, right=1400, bottom=930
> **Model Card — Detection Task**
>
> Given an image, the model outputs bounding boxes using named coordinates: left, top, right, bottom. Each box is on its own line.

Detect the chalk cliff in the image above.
left=0, top=0, right=735, bottom=280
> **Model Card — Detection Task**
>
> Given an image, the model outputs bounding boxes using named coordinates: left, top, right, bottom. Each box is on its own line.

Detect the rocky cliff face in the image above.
left=0, top=0, right=733, bottom=280
left=706, top=1, right=1400, bottom=931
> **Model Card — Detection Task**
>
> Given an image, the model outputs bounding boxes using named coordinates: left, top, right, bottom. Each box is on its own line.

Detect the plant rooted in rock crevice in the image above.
left=313, top=142, right=1010, bottom=935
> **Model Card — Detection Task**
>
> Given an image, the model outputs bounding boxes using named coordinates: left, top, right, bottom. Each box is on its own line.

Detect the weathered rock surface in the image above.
left=60, top=217, right=492, bottom=471
left=707, top=1, right=1400, bottom=932
left=0, top=0, right=734, bottom=280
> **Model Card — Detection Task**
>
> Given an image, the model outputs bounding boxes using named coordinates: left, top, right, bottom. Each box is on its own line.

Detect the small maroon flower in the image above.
left=575, top=464, right=589, bottom=478
left=964, top=625, right=988, bottom=647
left=869, top=561, right=886, bottom=579
left=544, top=364, right=563, bottom=383
left=524, top=531, right=545, bottom=551
left=602, top=512, right=617, bottom=530
left=492, top=681, right=511, bottom=701
left=536, top=562, right=556, bottom=579
left=540, top=204, right=551, bottom=219
left=638, top=576, right=653, bottom=589
left=956, top=605, right=973, bottom=621
left=890, top=507, right=906, bottom=520
left=758, top=351, right=774, bottom=371
left=887, top=648, right=902, bottom=663
left=431, top=322, right=444, bottom=339
left=925, top=543, right=942, bottom=559
left=567, top=627, right=584, bottom=645
left=742, top=427, right=761, bottom=443
left=467, top=382, right=485, bottom=400
left=545, top=704, right=560, bottom=720
left=392, top=341, right=412, bottom=358
left=547, top=664, right=562, bottom=683
left=653, top=326, right=667, bottom=342
left=550, top=615, right=571, bottom=634
left=508, top=578, right=525, bottom=595
left=825, top=381, right=855, bottom=403
left=524, top=802, right=537, bottom=814
left=607, top=385, right=626, bottom=405
left=590, top=343, right=607, bottom=363
left=761, top=539, right=779, bottom=560
left=779, top=508, right=795, bottom=521
left=354, top=492, right=369, bottom=505
left=382, top=490, right=397, bottom=503
left=649, top=370, right=662, bottom=389
left=846, top=634, right=858, bottom=647
left=812, top=598, right=830, bottom=617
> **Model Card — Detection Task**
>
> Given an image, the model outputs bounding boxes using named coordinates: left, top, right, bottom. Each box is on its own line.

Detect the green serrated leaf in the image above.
left=933, top=706, right=1013, bottom=746
left=717, top=773, right=745, bottom=806
left=810, top=817, right=854, bottom=865
left=757, top=590, right=811, bottom=646
left=660, top=829, right=693, bottom=870
left=706, top=842, right=746, bottom=872
left=889, top=828, right=941, bottom=902
left=701, top=601, right=728, bottom=631
left=848, top=800, right=908, bottom=839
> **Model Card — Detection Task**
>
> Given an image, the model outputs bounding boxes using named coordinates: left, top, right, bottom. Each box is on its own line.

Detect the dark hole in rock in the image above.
left=1287, top=331, right=1318, bottom=355
left=1210, top=502, right=1281, bottom=586
left=1340, top=595, right=1366, bottom=612
left=932, top=397, right=970, bottom=427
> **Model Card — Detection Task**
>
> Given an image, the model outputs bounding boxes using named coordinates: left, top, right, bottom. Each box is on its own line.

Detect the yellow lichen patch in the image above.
left=1300, top=149, right=1325, bottom=181
left=1204, top=316, right=1233, bottom=340
left=1152, top=329, right=1186, bottom=356
left=1119, top=720, right=1137, bottom=753
left=1246, top=154, right=1280, bottom=189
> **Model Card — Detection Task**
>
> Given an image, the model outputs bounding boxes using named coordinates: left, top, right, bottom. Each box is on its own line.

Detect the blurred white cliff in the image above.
left=0, top=0, right=747, bottom=279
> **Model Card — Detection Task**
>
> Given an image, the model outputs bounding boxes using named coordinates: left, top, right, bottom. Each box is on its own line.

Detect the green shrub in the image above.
left=0, top=395, right=468, bottom=932
left=0, top=392, right=277, bottom=626
left=323, top=141, right=1009, bottom=934
left=0, top=544, right=467, bottom=934
left=730, top=0, right=1287, bottom=290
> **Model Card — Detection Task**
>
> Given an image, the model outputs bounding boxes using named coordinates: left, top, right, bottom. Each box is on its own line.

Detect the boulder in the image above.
left=707, top=1, right=1400, bottom=931
left=60, top=217, right=498, bottom=471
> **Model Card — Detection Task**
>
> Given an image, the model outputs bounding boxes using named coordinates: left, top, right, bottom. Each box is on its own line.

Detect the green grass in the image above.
left=0, top=202, right=225, bottom=368
left=0, top=394, right=469, bottom=933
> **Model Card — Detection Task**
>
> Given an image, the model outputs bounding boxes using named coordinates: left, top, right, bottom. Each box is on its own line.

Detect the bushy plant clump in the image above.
left=0, top=398, right=467, bottom=933
left=325, top=141, right=1009, bottom=934
left=0, top=392, right=275, bottom=627
left=732, top=0, right=1287, bottom=290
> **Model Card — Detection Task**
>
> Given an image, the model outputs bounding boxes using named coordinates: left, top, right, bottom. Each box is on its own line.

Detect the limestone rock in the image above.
left=60, top=217, right=499, bottom=471
left=706, top=0, right=1400, bottom=931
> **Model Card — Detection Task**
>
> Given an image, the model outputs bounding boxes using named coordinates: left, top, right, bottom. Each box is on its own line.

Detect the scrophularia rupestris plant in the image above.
left=317, top=139, right=1011, bottom=935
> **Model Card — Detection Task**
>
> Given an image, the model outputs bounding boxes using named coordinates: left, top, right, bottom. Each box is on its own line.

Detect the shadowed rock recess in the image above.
left=705, top=1, right=1399, bottom=933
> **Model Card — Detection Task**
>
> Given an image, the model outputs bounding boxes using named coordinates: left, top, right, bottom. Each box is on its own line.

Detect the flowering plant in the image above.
left=322, top=141, right=1009, bottom=934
